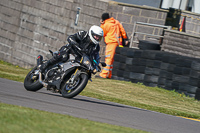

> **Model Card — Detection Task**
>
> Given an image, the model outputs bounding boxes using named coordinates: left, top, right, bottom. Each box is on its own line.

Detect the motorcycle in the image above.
left=24, top=49, right=106, bottom=98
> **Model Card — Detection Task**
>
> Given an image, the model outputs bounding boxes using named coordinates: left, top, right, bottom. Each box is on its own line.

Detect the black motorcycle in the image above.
left=24, top=49, right=106, bottom=98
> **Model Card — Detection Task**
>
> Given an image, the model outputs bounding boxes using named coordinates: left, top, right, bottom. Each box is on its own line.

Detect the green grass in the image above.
left=0, top=60, right=200, bottom=121
left=83, top=78, right=200, bottom=119
left=0, top=60, right=30, bottom=82
left=0, top=103, right=146, bottom=133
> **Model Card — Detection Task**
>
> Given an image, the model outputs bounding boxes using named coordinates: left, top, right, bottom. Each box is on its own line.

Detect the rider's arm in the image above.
left=95, top=53, right=100, bottom=64
left=67, top=31, right=88, bottom=50
left=93, top=45, right=100, bottom=64
left=67, top=34, right=81, bottom=50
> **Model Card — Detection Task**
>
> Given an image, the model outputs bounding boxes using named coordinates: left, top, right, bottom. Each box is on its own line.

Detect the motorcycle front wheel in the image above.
left=24, top=66, right=43, bottom=91
left=60, top=73, right=88, bottom=98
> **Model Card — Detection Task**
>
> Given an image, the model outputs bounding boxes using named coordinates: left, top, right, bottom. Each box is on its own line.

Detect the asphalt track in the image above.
left=0, top=78, right=199, bottom=133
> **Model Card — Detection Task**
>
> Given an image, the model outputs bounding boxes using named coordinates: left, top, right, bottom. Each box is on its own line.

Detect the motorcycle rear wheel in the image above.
left=24, top=66, right=43, bottom=91
left=61, top=73, right=88, bottom=98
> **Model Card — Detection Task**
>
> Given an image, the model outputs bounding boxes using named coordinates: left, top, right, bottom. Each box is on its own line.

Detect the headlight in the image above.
left=84, top=60, right=90, bottom=65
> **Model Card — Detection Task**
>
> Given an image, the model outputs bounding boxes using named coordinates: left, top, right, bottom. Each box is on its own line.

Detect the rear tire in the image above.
left=61, top=73, right=88, bottom=98
left=24, top=66, right=43, bottom=91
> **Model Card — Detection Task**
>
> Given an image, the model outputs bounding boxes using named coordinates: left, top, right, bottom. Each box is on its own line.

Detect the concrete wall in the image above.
left=181, top=11, right=200, bottom=36
left=0, top=0, right=200, bottom=68
left=161, top=29, right=200, bottom=58
left=107, top=2, right=168, bottom=41
left=0, top=0, right=108, bottom=68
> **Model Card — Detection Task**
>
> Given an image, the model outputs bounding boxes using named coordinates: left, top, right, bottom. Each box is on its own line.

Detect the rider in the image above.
left=39, top=25, right=104, bottom=72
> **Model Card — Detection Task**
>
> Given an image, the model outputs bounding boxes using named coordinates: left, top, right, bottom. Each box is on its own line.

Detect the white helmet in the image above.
left=89, top=25, right=104, bottom=45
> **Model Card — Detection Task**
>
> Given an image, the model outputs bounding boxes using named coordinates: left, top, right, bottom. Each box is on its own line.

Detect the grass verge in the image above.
left=0, top=102, right=146, bottom=133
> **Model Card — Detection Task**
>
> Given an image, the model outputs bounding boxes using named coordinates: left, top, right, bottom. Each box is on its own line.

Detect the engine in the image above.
left=45, top=67, right=63, bottom=82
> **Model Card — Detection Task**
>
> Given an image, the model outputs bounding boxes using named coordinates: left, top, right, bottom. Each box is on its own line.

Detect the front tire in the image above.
left=61, top=73, right=88, bottom=98
left=24, top=66, right=43, bottom=91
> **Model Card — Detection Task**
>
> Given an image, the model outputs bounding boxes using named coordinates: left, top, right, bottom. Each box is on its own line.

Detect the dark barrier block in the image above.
left=111, top=76, right=128, bottom=81
left=176, top=58, right=193, bottom=68
left=171, top=81, right=180, bottom=90
left=142, top=50, right=157, bottom=59
left=120, top=47, right=130, bottom=56
left=113, top=61, right=120, bottom=69
left=167, top=64, right=175, bottom=72
left=182, top=67, right=190, bottom=76
left=172, top=74, right=189, bottom=83
left=130, top=72, right=145, bottom=80
left=146, top=59, right=154, bottom=67
left=173, top=66, right=190, bottom=76
left=173, top=66, right=183, bottom=75
left=126, top=49, right=137, bottom=58
left=186, top=85, right=198, bottom=94
left=158, top=78, right=166, bottom=85
left=126, top=65, right=146, bottom=73
left=143, top=82, right=158, bottom=87
left=155, top=52, right=163, bottom=61
left=118, top=63, right=126, bottom=70
left=179, top=84, right=190, bottom=91
left=133, top=50, right=143, bottom=58
left=130, top=79, right=143, bottom=84
left=145, top=67, right=153, bottom=75
left=114, top=54, right=120, bottom=62
left=112, top=68, right=118, bottom=76
left=191, top=61, right=200, bottom=71
left=123, top=49, right=143, bottom=58
left=138, top=58, right=147, bottom=66
left=195, top=88, right=200, bottom=100
left=138, top=40, right=160, bottom=50
left=162, top=54, right=171, bottom=63
left=117, top=70, right=124, bottom=77
left=125, top=57, right=133, bottom=65
left=186, top=93, right=195, bottom=97
left=144, top=75, right=159, bottom=83
left=159, top=70, right=173, bottom=79
left=132, top=59, right=146, bottom=66
left=118, top=55, right=127, bottom=63
left=164, top=79, right=172, bottom=89
left=160, top=62, right=169, bottom=70
left=123, top=71, right=130, bottom=79
left=145, top=67, right=160, bottom=75
left=158, top=84, right=165, bottom=88
left=197, top=80, right=200, bottom=88
left=133, top=66, right=146, bottom=73
left=153, top=60, right=162, bottom=68
left=125, top=64, right=132, bottom=71
left=132, top=58, right=140, bottom=65
left=115, top=47, right=121, bottom=54
left=168, top=55, right=178, bottom=64
left=189, top=77, right=199, bottom=86
left=111, top=75, right=117, bottom=80
left=152, top=68, right=160, bottom=75
left=190, top=69, right=200, bottom=78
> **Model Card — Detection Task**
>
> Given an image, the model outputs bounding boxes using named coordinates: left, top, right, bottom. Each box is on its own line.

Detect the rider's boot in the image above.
left=39, top=57, right=57, bottom=73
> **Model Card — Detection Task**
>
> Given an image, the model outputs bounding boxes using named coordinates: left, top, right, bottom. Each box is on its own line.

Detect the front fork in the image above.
left=66, top=68, right=80, bottom=84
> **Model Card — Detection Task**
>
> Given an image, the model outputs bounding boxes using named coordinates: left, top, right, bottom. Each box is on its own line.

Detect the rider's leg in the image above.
left=39, top=47, right=69, bottom=73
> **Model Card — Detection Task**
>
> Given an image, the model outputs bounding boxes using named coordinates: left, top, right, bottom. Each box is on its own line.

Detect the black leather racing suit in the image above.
left=67, top=30, right=100, bottom=62
left=40, top=30, right=100, bottom=72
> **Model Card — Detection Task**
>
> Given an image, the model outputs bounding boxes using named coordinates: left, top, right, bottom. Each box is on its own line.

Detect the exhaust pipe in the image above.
left=39, top=72, right=48, bottom=88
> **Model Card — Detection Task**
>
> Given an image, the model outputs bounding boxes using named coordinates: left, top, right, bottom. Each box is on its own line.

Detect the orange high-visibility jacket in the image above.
left=101, top=17, right=128, bottom=45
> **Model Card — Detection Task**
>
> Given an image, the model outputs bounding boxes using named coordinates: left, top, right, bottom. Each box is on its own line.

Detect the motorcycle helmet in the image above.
left=89, top=25, right=104, bottom=45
